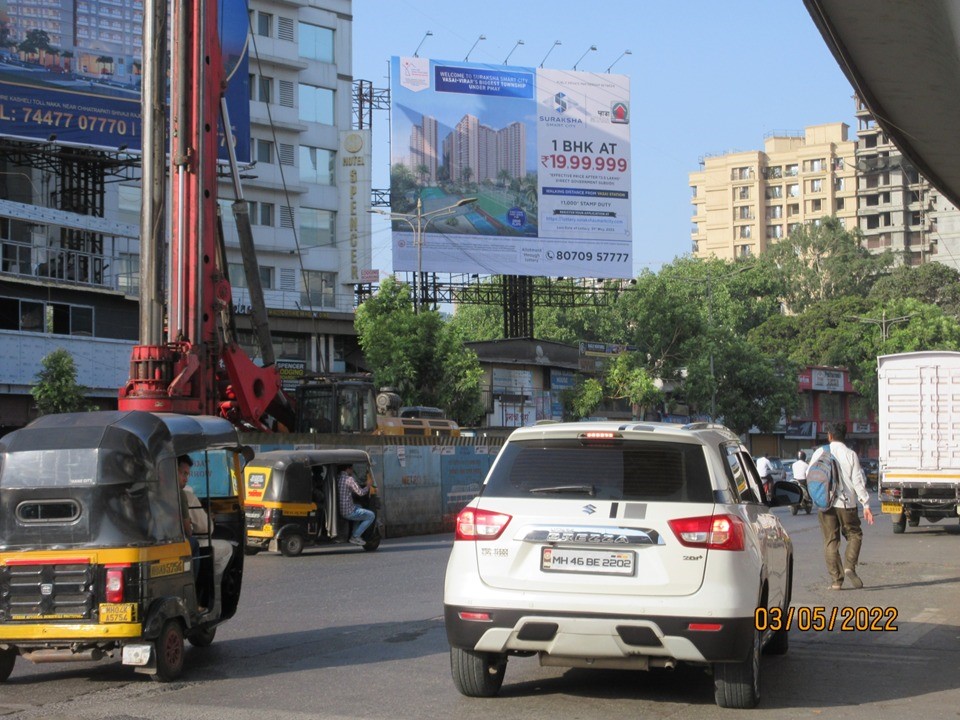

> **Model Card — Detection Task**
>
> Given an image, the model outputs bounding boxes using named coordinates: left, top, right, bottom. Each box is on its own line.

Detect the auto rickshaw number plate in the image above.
left=99, top=602, right=137, bottom=623
left=881, top=502, right=902, bottom=514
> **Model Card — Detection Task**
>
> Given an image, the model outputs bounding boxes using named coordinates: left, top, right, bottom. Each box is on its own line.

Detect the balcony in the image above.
left=0, top=238, right=135, bottom=292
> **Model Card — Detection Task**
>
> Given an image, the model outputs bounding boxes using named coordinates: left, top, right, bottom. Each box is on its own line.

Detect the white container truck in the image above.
left=877, top=351, right=960, bottom=533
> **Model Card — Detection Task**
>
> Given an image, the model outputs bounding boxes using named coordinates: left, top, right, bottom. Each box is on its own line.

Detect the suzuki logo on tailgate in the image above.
left=524, top=527, right=664, bottom=546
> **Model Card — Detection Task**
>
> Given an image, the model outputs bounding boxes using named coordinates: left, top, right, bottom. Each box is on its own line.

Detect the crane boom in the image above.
left=119, top=0, right=294, bottom=432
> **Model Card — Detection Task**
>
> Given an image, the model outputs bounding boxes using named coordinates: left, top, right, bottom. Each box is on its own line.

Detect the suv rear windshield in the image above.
left=483, top=439, right=713, bottom=502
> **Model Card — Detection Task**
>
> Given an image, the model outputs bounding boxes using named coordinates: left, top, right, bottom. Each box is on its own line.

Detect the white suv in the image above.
left=443, top=421, right=802, bottom=709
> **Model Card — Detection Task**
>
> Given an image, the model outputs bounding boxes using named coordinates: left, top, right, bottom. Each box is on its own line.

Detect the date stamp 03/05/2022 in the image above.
left=754, top=606, right=898, bottom=633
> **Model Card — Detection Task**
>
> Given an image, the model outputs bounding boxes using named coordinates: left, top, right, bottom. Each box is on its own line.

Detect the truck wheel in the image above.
left=280, top=532, right=304, bottom=557
left=789, top=505, right=797, bottom=516
left=714, top=626, right=761, bottom=708
left=0, top=648, right=16, bottom=682
left=908, top=513, right=921, bottom=527
left=151, top=620, right=185, bottom=682
left=892, top=513, right=907, bottom=534
left=450, top=647, right=506, bottom=697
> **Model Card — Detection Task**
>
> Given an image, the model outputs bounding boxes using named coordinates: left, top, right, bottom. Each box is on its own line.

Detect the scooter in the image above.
left=789, top=479, right=813, bottom=515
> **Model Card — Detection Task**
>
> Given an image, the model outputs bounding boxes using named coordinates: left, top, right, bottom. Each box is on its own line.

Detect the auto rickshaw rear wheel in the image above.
left=188, top=625, right=217, bottom=648
left=280, top=532, right=304, bottom=557
left=152, top=620, right=185, bottom=682
left=0, top=648, right=15, bottom=682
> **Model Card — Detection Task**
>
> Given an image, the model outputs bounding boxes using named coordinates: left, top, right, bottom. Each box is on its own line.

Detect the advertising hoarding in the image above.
left=390, top=56, right=631, bottom=279
left=0, top=0, right=249, bottom=160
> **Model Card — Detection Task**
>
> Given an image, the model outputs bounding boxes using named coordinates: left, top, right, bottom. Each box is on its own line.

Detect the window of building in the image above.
left=785, top=164, right=798, bottom=177
left=255, top=138, right=273, bottom=164
left=299, top=23, right=334, bottom=63
left=805, top=158, right=825, bottom=172
left=300, top=207, right=334, bottom=247
left=766, top=186, right=782, bottom=199
left=835, top=177, right=846, bottom=191
left=298, top=84, right=334, bottom=125
left=249, top=201, right=274, bottom=227
left=732, top=166, right=752, bottom=181
left=818, top=393, right=842, bottom=421
left=809, top=199, right=823, bottom=213
left=795, top=393, right=813, bottom=418
left=258, top=75, right=273, bottom=104
left=787, top=183, right=799, bottom=198
left=810, top=178, right=823, bottom=193
left=227, top=263, right=274, bottom=290
left=765, top=166, right=782, bottom=179
left=118, top=184, right=140, bottom=226
left=736, top=187, right=750, bottom=200
left=736, top=244, right=752, bottom=258
left=691, top=186, right=698, bottom=198
left=257, top=11, right=272, bottom=37
left=737, top=206, right=752, bottom=220
left=299, top=145, right=335, bottom=185
left=766, top=205, right=783, bottom=220
left=787, top=203, right=799, bottom=217
left=117, top=253, right=140, bottom=294
left=738, top=225, right=752, bottom=239
left=0, top=297, right=93, bottom=335
left=788, top=222, right=801, bottom=235
left=302, top=270, right=336, bottom=307
left=766, top=224, right=783, bottom=240
left=836, top=198, right=845, bottom=211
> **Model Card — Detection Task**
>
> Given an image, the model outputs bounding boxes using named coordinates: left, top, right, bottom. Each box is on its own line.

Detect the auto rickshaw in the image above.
left=0, top=411, right=249, bottom=682
left=243, top=449, right=381, bottom=556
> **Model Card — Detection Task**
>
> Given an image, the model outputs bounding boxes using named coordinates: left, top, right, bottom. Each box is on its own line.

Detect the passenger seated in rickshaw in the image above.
left=177, top=456, right=235, bottom=597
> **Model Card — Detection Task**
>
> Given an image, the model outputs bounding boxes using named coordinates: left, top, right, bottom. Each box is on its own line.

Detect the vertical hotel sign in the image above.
left=339, top=130, right=372, bottom=282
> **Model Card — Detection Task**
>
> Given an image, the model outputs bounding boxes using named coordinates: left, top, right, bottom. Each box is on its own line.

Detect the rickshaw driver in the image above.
left=337, top=464, right=374, bottom=545
left=178, top=455, right=234, bottom=587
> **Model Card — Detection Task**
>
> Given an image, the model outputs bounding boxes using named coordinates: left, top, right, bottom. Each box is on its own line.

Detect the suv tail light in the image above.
left=105, top=566, right=126, bottom=603
left=455, top=507, right=512, bottom=541
left=668, top=514, right=745, bottom=551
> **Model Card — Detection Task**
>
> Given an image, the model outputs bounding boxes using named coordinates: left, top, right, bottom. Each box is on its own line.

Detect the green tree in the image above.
left=757, top=217, right=894, bottom=313
left=355, top=277, right=484, bottom=425
left=683, top=336, right=797, bottom=434
left=603, top=353, right=663, bottom=420
left=31, top=348, right=91, bottom=415
left=867, top=261, right=960, bottom=317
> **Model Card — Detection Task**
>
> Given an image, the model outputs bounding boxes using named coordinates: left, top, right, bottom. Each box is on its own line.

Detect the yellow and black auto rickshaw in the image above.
left=243, top=449, right=381, bottom=556
left=0, top=411, right=248, bottom=682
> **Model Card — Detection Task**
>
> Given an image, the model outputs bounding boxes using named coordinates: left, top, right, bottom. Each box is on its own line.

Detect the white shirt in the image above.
left=755, top=456, right=774, bottom=478
left=792, top=459, right=809, bottom=481
left=809, top=441, right=870, bottom=509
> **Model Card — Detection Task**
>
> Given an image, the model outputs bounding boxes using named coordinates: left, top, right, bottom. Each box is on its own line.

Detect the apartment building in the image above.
left=854, top=96, right=960, bottom=269
left=690, top=123, right=857, bottom=260
left=0, top=0, right=367, bottom=432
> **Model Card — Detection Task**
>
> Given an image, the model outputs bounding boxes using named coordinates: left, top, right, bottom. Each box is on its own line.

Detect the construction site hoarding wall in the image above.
left=240, top=433, right=506, bottom=537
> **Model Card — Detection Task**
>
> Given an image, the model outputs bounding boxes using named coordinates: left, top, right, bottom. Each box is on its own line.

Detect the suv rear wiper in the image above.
left=527, top=484, right=596, bottom=496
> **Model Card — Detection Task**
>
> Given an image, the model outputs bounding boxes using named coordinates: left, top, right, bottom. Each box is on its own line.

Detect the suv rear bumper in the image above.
left=444, top=604, right=754, bottom=663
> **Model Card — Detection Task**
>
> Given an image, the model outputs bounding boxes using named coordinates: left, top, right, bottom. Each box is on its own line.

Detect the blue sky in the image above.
left=352, top=0, right=857, bottom=277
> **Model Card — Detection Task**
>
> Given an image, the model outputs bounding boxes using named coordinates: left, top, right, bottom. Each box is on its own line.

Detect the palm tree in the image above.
left=415, top=163, right=430, bottom=187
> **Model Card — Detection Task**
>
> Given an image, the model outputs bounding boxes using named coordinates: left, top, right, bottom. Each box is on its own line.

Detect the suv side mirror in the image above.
left=769, top=480, right=804, bottom=507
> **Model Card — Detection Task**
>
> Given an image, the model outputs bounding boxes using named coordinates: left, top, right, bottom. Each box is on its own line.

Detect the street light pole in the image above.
left=853, top=309, right=915, bottom=342
left=369, top=196, right=477, bottom=313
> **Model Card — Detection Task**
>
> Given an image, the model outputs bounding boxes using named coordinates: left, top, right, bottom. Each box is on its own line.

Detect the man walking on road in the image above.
left=810, top=422, right=874, bottom=590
